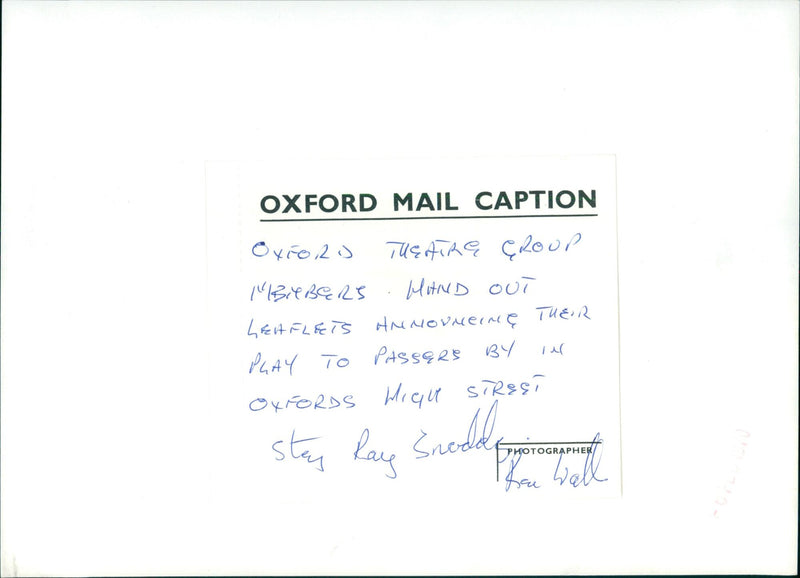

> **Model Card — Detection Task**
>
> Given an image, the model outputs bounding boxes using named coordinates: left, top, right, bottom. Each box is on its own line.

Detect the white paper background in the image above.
left=2, top=1, right=797, bottom=575
left=205, top=156, right=621, bottom=501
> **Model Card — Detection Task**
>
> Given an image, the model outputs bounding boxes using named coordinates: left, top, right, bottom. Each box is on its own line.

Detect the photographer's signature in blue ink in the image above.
left=500, top=433, right=606, bottom=491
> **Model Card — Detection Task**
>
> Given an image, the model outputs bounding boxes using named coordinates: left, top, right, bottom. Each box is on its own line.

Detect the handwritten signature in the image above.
left=353, top=428, right=398, bottom=479
left=272, top=429, right=325, bottom=472
left=413, top=400, right=503, bottom=459
left=503, top=433, right=606, bottom=491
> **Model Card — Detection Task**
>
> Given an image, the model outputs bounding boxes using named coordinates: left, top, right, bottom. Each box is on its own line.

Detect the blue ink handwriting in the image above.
left=248, top=353, right=298, bottom=376
left=374, top=346, right=461, bottom=366
left=413, top=400, right=503, bottom=459
left=353, top=428, right=398, bottom=479
left=250, top=282, right=366, bottom=303
left=249, top=394, right=356, bottom=413
left=384, top=239, right=480, bottom=260
left=501, top=232, right=582, bottom=262
left=535, top=305, right=591, bottom=321
left=504, top=452, right=542, bottom=491
left=487, top=276, right=536, bottom=296
left=485, top=340, right=515, bottom=359
left=252, top=242, right=353, bottom=261
left=406, top=278, right=469, bottom=300
left=272, top=429, right=325, bottom=472
left=247, top=319, right=351, bottom=338
left=552, top=433, right=607, bottom=487
left=467, top=375, right=544, bottom=398
left=375, top=312, right=518, bottom=333
left=385, top=383, right=442, bottom=409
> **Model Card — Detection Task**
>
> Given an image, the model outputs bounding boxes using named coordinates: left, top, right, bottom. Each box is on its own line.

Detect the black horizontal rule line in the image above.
left=498, top=442, right=603, bottom=446
left=259, top=213, right=598, bottom=223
